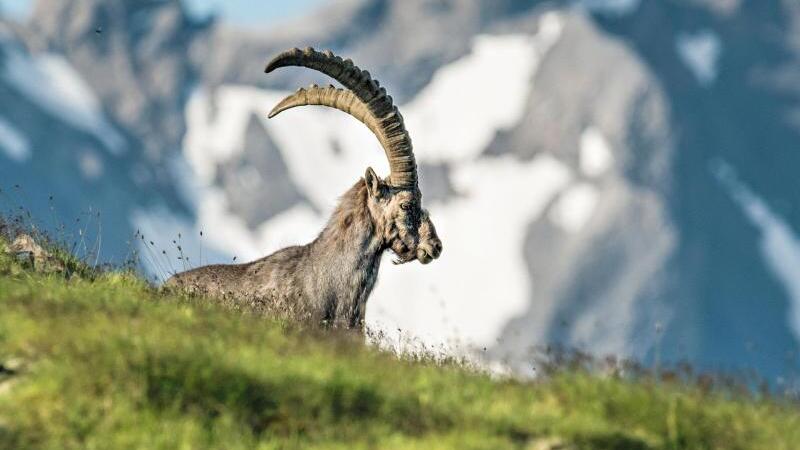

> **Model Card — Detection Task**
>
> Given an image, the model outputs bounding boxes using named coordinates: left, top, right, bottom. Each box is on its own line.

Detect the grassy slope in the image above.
left=0, top=250, right=799, bottom=449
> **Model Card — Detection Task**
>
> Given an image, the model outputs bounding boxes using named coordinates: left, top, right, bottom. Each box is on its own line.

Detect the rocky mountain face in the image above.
left=2, top=0, right=800, bottom=381
left=0, top=0, right=205, bottom=269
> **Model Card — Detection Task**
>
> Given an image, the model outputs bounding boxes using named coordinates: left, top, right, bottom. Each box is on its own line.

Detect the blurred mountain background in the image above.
left=1, top=0, right=799, bottom=383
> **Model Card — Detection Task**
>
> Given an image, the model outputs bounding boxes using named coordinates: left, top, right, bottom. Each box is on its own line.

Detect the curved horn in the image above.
left=269, top=85, right=390, bottom=157
left=265, top=47, right=417, bottom=188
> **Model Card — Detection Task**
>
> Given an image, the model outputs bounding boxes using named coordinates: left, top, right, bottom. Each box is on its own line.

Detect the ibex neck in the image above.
left=315, top=180, right=376, bottom=248
left=308, top=179, right=384, bottom=327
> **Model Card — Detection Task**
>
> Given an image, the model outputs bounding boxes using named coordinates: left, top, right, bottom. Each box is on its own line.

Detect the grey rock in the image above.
left=215, top=115, right=309, bottom=229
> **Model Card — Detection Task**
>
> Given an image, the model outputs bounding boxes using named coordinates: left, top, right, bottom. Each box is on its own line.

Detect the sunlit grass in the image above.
left=0, top=236, right=799, bottom=449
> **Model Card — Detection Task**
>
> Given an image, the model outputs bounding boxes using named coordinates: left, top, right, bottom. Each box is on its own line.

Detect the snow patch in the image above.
left=549, top=183, right=599, bottom=232
left=0, top=116, right=30, bottom=162
left=676, top=30, right=722, bottom=86
left=579, top=127, right=613, bottom=177
left=404, top=14, right=563, bottom=163
left=714, top=161, right=800, bottom=342
left=183, top=86, right=246, bottom=183
left=184, top=85, right=388, bottom=211
left=2, top=49, right=126, bottom=154
left=195, top=187, right=323, bottom=263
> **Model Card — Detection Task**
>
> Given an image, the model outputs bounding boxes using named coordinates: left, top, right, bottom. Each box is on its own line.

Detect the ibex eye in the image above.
left=400, top=203, right=411, bottom=211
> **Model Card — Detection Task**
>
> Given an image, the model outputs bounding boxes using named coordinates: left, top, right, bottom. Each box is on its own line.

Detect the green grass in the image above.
left=0, top=244, right=799, bottom=449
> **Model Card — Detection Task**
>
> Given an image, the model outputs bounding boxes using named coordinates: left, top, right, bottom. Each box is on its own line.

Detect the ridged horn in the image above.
left=265, top=47, right=417, bottom=188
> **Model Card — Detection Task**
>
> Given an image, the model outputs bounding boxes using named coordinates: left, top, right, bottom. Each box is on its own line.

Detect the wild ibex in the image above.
left=167, top=48, right=442, bottom=328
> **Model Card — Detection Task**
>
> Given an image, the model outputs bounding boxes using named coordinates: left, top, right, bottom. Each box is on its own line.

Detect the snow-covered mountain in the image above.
left=3, top=0, right=800, bottom=381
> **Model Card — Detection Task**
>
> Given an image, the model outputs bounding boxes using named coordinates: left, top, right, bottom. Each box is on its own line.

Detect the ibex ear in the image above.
left=364, top=167, right=385, bottom=199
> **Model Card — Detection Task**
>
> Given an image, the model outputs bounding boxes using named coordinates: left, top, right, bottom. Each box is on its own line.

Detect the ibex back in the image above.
left=166, top=48, right=442, bottom=328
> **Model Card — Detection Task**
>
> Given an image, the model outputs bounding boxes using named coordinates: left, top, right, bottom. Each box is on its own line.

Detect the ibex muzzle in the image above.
left=167, top=47, right=441, bottom=328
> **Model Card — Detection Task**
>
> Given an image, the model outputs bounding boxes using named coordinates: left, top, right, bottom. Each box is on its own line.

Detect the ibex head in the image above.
left=362, top=169, right=442, bottom=264
left=266, top=47, right=442, bottom=265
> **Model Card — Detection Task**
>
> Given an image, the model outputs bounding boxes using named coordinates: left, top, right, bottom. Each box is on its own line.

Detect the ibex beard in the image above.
left=166, top=47, right=442, bottom=329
